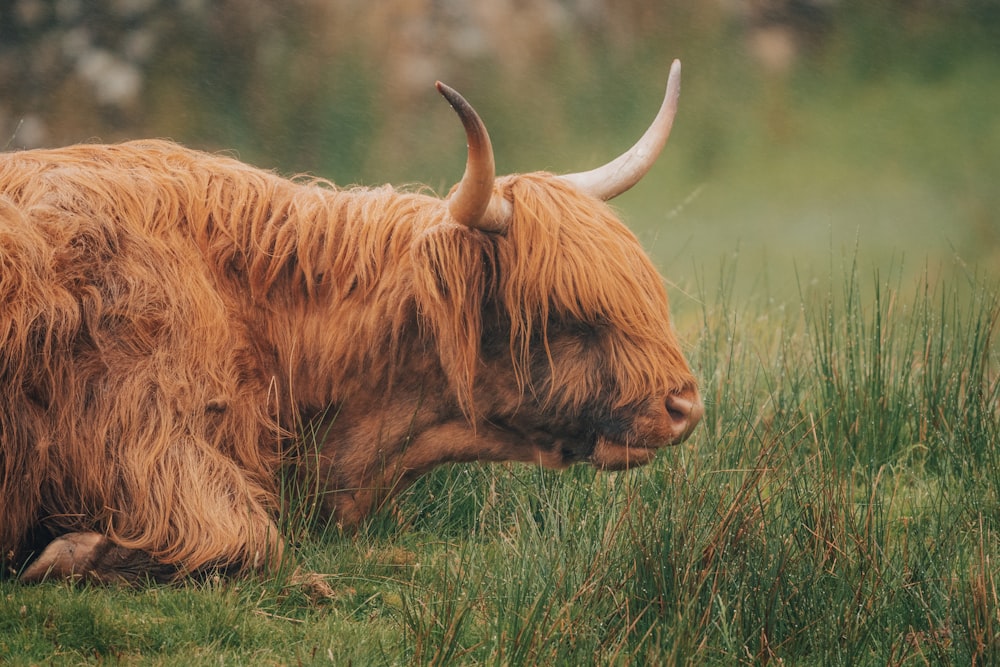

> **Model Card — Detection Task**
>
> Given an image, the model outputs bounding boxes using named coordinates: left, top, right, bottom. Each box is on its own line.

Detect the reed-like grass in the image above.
left=2, top=262, right=996, bottom=665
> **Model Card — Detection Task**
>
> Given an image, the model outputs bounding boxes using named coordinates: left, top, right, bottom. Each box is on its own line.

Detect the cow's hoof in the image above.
left=20, top=532, right=177, bottom=585
left=19, top=532, right=106, bottom=583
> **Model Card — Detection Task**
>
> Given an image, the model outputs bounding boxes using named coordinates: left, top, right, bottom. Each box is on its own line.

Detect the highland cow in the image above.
left=1, top=61, right=702, bottom=584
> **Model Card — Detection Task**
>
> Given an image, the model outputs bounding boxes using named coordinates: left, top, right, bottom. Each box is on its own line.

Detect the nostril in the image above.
left=666, top=398, right=690, bottom=422
left=665, top=387, right=704, bottom=437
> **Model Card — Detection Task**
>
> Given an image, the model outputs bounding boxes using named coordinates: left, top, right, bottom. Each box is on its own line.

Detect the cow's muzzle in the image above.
left=589, top=385, right=703, bottom=470
left=664, top=385, right=704, bottom=445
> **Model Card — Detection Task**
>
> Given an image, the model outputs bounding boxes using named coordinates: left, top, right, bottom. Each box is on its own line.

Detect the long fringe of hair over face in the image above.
left=413, top=173, right=694, bottom=417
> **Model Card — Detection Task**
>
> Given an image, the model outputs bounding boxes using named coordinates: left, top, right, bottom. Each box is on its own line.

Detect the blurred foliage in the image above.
left=1, top=0, right=998, bottom=287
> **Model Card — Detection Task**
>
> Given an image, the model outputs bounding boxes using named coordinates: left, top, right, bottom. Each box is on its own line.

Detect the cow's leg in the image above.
left=20, top=532, right=177, bottom=584
left=124, top=440, right=287, bottom=577
left=21, top=511, right=284, bottom=586
left=21, top=442, right=285, bottom=585
left=20, top=531, right=332, bottom=597
left=19, top=532, right=102, bottom=583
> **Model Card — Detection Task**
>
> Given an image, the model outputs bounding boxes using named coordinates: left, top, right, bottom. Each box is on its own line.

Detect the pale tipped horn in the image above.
left=562, top=59, right=682, bottom=201
left=436, top=81, right=507, bottom=233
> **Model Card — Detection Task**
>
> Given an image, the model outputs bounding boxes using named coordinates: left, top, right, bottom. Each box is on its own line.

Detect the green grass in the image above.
left=4, top=11, right=998, bottom=662
left=2, top=262, right=997, bottom=665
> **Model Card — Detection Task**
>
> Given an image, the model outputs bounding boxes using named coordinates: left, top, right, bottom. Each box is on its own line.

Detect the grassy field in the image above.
left=2, top=259, right=997, bottom=665
left=3, top=9, right=999, bottom=664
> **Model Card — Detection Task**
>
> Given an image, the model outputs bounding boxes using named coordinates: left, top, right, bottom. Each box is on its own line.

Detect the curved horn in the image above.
left=436, top=81, right=506, bottom=233
left=562, top=59, right=682, bottom=201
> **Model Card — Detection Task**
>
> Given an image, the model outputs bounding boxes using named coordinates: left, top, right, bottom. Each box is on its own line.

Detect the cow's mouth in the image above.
left=586, top=391, right=704, bottom=469
left=550, top=426, right=661, bottom=471
left=486, top=409, right=674, bottom=471
left=588, top=436, right=659, bottom=471
left=582, top=410, right=665, bottom=471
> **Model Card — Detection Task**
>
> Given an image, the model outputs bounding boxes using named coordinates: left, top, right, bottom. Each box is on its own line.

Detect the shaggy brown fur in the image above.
left=0, top=139, right=700, bottom=583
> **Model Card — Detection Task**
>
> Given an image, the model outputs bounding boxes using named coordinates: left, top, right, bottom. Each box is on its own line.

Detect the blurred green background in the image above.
left=2, top=0, right=997, bottom=299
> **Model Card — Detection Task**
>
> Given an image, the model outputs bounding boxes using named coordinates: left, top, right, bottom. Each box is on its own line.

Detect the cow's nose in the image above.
left=665, top=386, right=704, bottom=443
